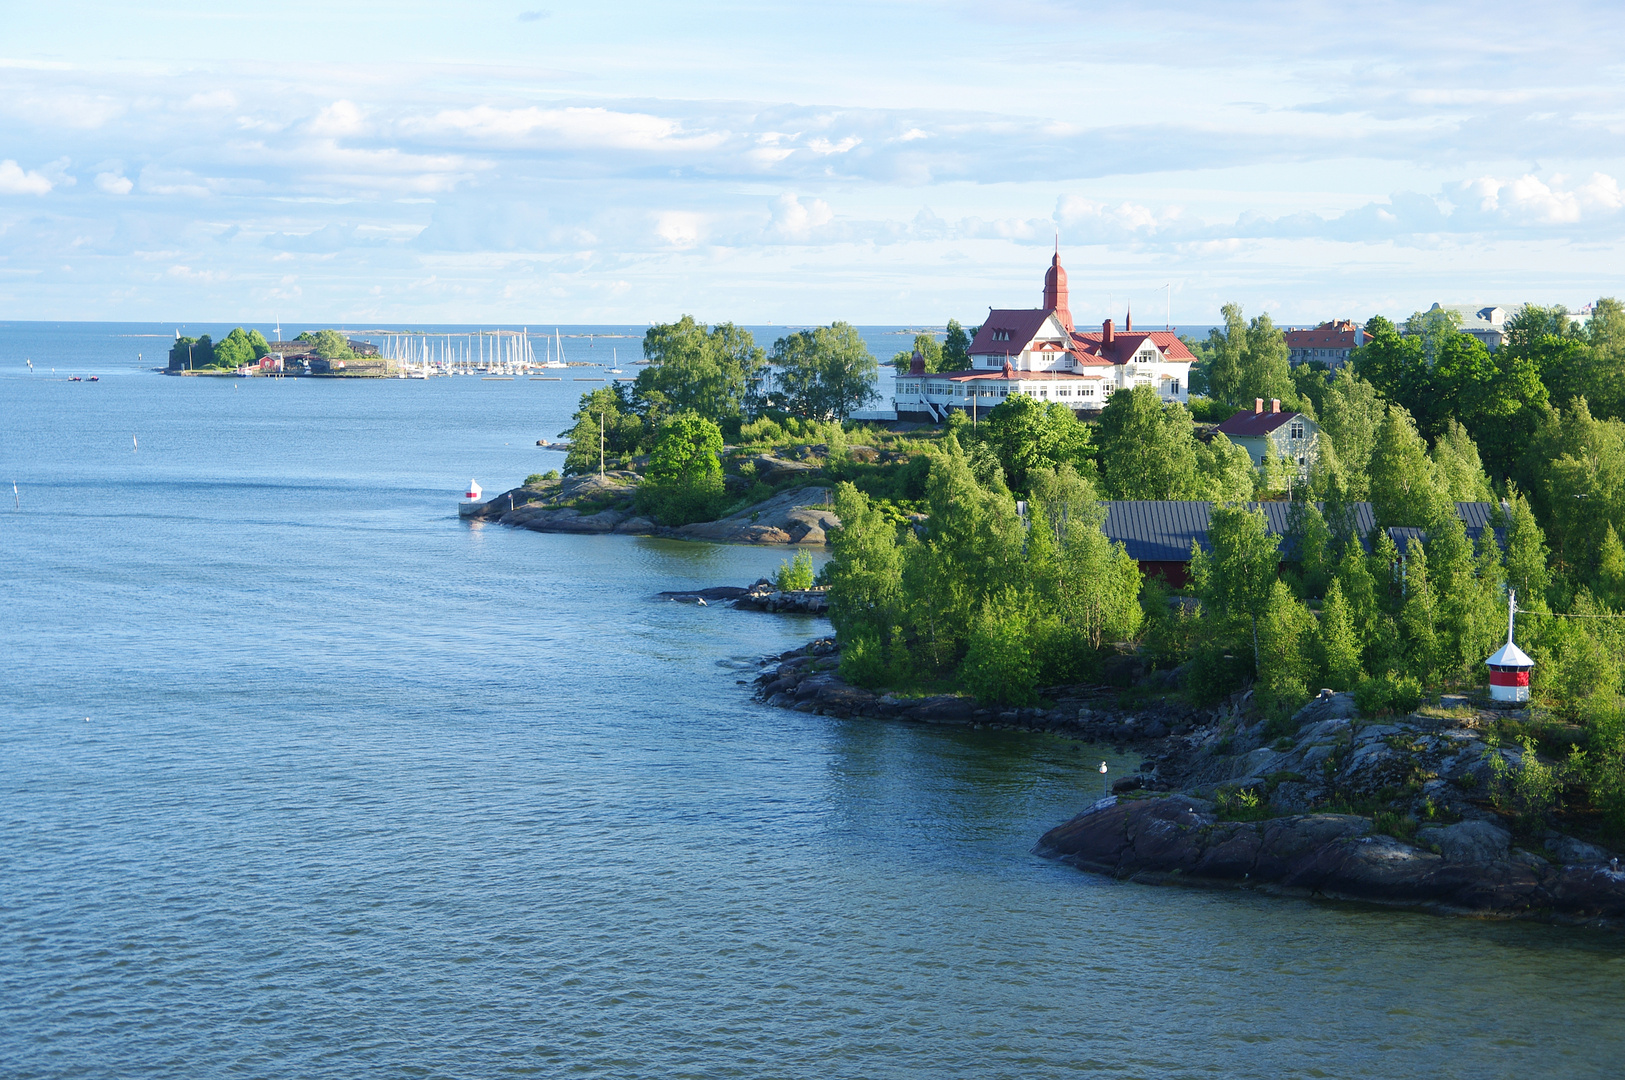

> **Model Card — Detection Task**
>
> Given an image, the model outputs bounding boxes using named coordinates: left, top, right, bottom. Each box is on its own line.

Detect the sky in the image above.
left=2, top=0, right=1624, bottom=327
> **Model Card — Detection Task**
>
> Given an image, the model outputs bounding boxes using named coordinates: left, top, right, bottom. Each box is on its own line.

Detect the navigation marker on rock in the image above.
left=1486, top=590, right=1534, bottom=704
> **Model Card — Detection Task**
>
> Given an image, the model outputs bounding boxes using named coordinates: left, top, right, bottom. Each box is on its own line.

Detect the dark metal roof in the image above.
left=1101, top=501, right=1498, bottom=563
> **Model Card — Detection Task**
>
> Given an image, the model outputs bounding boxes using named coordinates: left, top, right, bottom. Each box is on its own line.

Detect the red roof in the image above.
left=1071, top=329, right=1197, bottom=366
left=969, top=309, right=1065, bottom=357
left=1284, top=320, right=1365, bottom=349
left=1215, top=409, right=1301, bottom=437
left=926, top=367, right=1098, bottom=382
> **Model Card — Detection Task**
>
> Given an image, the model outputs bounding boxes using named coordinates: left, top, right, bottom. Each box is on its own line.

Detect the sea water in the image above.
left=2, top=324, right=1623, bottom=1079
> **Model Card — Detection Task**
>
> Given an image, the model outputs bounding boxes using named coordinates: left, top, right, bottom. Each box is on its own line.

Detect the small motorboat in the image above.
left=69, top=375, right=81, bottom=381
left=87, top=376, right=99, bottom=382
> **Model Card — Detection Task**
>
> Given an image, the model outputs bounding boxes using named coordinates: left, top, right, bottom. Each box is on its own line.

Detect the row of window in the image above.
left=899, top=380, right=1182, bottom=399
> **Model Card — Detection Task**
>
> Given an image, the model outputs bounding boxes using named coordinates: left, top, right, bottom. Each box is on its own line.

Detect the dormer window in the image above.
left=991, top=329, right=1011, bottom=342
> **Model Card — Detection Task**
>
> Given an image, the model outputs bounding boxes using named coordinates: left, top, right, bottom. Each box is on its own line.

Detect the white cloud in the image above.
left=1455, top=171, right=1623, bottom=226
left=413, top=105, right=727, bottom=152
left=309, top=100, right=368, bottom=137
left=0, top=160, right=52, bottom=195
left=655, top=211, right=703, bottom=247
left=770, top=193, right=833, bottom=238
left=806, top=137, right=860, bottom=155
left=95, top=171, right=133, bottom=195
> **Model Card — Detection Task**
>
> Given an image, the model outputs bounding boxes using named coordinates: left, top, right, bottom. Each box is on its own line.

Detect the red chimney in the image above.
left=1255, top=398, right=1264, bottom=414
left=1271, top=399, right=1280, bottom=413
left=1103, top=318, right=1114, bottom=345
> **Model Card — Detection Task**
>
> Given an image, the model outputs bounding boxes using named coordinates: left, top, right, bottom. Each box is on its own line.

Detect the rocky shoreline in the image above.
left=657, top=580, right=830, bottom=614
left=465, top=474, right=839, bottom=546
left=749, top=639, right=1625, bottom=926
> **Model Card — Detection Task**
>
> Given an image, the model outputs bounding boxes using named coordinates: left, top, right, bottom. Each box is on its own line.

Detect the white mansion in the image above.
left=892, top=252, right=1196, bottom=421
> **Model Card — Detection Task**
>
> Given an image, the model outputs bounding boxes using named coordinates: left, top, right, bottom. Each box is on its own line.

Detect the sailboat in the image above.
left=539, top=328, right=567, bottom=369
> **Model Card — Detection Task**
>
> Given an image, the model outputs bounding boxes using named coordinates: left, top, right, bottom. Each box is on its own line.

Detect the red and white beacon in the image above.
left=1485, top=590, right=1533, bottom=704
left=459, top=478, right=484, bottom=518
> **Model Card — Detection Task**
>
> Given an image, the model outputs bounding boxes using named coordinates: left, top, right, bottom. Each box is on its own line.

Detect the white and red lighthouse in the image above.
left=1485, top=590, right=1534, bottom=703
left=458, top=478, right=484, bottom=518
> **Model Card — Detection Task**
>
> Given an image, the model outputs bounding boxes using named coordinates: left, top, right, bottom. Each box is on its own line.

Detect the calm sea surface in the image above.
left=2, top=323, right=1623, bottom=1079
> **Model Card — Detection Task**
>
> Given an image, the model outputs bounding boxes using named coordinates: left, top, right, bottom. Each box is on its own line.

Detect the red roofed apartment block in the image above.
left=891, top=248, right=1196, bottom=421
left=1285, top=320, right=1368, bottom=370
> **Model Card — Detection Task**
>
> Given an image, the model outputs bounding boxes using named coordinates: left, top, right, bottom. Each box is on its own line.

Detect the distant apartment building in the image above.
left=1420, top=303, right=1514, bottom=350
left=1284, top=320, right=1368, bottom=369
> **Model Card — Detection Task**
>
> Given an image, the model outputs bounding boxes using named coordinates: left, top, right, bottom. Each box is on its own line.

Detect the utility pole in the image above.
left=599, top=412, right=606, bottom=477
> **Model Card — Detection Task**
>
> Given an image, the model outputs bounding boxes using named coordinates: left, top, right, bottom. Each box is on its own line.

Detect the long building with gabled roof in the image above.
left=892, top=250, right=1196, bottom=421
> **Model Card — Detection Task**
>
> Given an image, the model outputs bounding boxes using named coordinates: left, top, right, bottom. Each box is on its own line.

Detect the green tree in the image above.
left=891, top=333, right=943, bottom=374
left=1237, top=311, right=1296, bottom=408
left=976, top=394, right=1094, bottom=494
left=637, top=316, right=766, bottom=425
left=1429, top=420, right=1494, bottom=503
left=959, top=590, right=1039, bottom=706
left=1368, top=405, right=1442, bottom=528
left=1256, top=579, right=1317, bottom=712
left=561, top=385, right=646, bottom=475
left=1502, top=487, right=1552, bottom=612
left=1581, top=297, right=1625, bottom=419
left=1203, top=303, right=1248, bottom=405
left=1318, top=577, right=1363, bottom=689
left=826, top=483, right=905, bottom=676
left=1317, top=367, right=1384, bottom=499
left=1031, top=466, right=1143, bottom=655
left=942, top=319, right=973, bottom=368
left=637, top=413, right=726, bottom=525
left=212, top=327, right=260, bottom=369
left=1096, top=385, right=1201, bottom=499
left=1596, top=525, right=1625, bottom=611
left=1397, top=541, right=1438, bottom=682
left=1192, top=503, right=1280, bottom=667
left=168, top=334, right=215, bottom=370
left=774, top=322, right=879, bottom=420
left=297, top=329, right=355, bottom=360
left=1195, top=432, right=1255, bottom=502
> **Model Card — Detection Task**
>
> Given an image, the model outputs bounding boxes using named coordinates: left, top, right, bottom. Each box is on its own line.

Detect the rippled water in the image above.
left=3, top=325, right=1625, bottom=1079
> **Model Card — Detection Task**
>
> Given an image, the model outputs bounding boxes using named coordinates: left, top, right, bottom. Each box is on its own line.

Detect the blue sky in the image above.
left=2, top=0, right=1623, bottom=326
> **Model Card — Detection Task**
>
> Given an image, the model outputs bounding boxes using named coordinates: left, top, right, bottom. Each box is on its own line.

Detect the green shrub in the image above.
left=524, top=470, right=560, bottom=486
left=1487, top=734, right=1562, bottom=823
left=1354, top=673, right=1424, bottom=716
left=1373, top=809, right=1417, bottom=841
left=775, top=550, right=816, bottom=592
left=1187, top=396, right=1240, bottom=424
left=1215, top=787, right=1271, bottom=821
left=839, top=631, right=888, bottom=688
left=740, top=418, right=786, bottom=446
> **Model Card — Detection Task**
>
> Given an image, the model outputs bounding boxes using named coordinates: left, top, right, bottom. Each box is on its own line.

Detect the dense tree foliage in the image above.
left=971, top=394, right=1094, bottom=494
left=636, top=413, right=727, bottom=525
left=771, top=322, right=879, bottom=420
left=826, top=439, right=1140, bottom=703
left=635, top=316, right=766, bottom=426
left=295, top=329, right=355, bottom=360
left=1203, top=303, right=1296, bottom=408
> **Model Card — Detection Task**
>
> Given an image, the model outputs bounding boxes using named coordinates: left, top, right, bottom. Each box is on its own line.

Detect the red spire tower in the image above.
left=1042, top=241, right=1073, bottom=332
